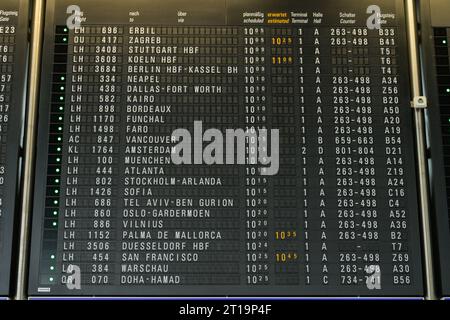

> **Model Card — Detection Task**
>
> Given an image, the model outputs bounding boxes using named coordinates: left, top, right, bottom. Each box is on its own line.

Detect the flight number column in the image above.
left=60, top=26, right=122, bottom=287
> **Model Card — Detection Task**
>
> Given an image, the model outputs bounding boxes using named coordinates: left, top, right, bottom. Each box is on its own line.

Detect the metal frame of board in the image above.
left=8, top=0, right=444, bottom=300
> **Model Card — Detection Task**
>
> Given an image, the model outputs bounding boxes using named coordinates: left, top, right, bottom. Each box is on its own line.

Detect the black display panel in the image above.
left=29, top=0, right=424, bottom=297
left=0, top=0, right=28, bottom=297
left=421, top=0, right=450, bottom=298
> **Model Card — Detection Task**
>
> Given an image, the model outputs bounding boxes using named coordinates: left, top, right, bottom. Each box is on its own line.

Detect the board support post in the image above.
left=14, top=0, right=46, bottom=301
left=405, top=0, right=437, bottom=301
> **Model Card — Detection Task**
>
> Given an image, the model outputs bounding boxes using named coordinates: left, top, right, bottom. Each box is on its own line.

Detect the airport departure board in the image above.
left=28, top=0, right=425, bottom=297
left=0, top=0, right=28, bottom=297
left=421, top=0, right=450, bottom=298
